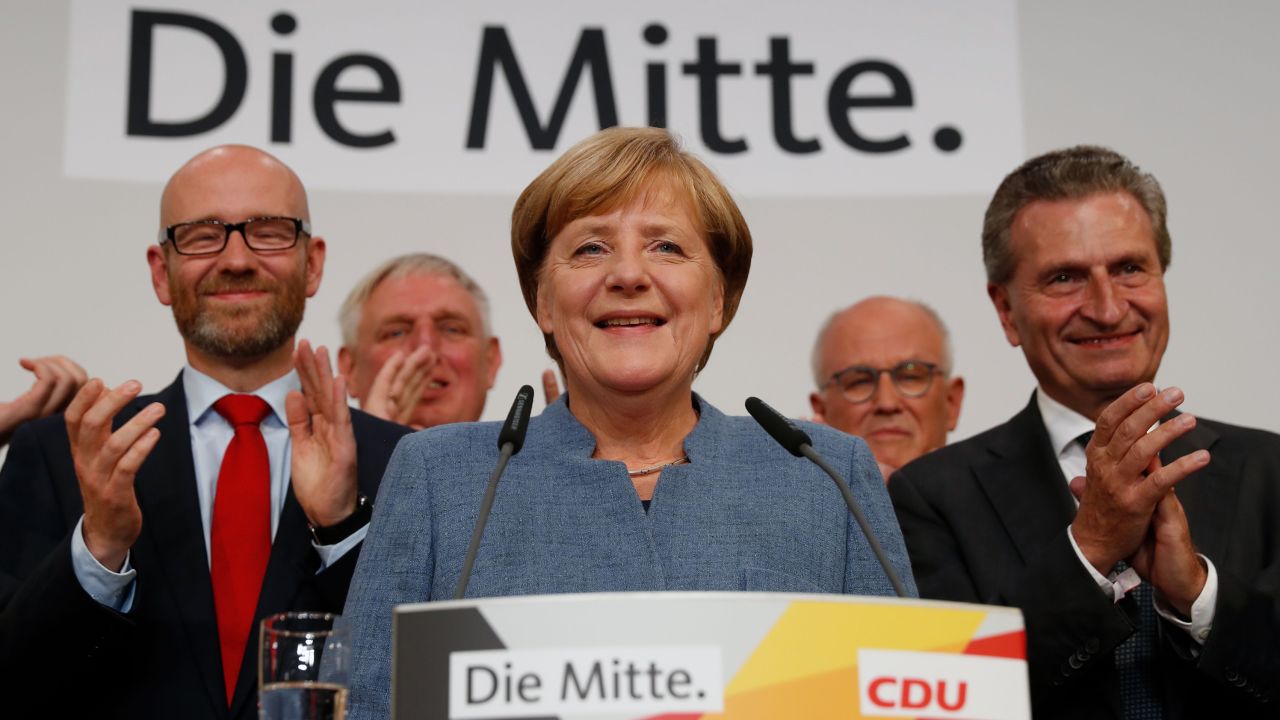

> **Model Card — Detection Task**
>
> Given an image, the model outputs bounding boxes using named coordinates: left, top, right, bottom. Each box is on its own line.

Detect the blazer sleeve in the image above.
left=1185, top=436, right=1280, bottom=706
left=1194, top=566, right=1280, bottom=706
left=890, top=465, right=1136, bottom=705
left=304, top=412, right=412, bottom=612
left=344, top=434, right=436, bottom=720
left=0, top=419, right=135, bottom=704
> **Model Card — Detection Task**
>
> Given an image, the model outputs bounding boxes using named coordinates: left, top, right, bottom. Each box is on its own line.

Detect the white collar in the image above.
left=1035, top=387, right=1097, bottom=459
left=182, top=364, right=300, bottom=427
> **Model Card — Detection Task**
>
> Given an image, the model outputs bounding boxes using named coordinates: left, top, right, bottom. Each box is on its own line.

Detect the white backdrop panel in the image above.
left=1, top=1, right=1277, bottom=460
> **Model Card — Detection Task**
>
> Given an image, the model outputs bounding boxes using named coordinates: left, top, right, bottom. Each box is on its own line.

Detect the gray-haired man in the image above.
left=337, top=254, right=502, bottom=429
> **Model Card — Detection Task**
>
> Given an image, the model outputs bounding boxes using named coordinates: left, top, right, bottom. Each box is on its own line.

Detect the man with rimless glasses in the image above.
left=809, top=296, right=965, bottom=479
left=0, top=145, right=407, bottom=719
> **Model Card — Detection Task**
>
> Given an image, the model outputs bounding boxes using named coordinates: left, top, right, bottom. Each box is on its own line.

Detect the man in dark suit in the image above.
left=0, top=145, right=409, bottom=718
left=890, top=145, right=1278, bottom=718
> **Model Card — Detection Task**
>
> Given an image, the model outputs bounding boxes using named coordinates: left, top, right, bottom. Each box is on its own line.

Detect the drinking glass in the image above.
left=259, top=612, right=349, bottom=720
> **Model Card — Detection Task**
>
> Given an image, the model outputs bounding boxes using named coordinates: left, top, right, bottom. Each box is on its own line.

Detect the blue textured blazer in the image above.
left=343, top=395, right=917, bottom=718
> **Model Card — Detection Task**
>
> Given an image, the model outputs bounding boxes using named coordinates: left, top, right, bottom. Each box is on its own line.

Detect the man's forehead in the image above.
left=364, top=273, right=482, bottom=323
left=161, top=147, right=308, bottom=225
left=827, top=309, right=945, bottom=368
left=1008, top=192, right=1158, bottom=270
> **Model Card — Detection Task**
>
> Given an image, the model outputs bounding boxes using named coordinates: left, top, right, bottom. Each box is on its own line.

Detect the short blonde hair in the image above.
left=511, top=127, right=752, bottom=371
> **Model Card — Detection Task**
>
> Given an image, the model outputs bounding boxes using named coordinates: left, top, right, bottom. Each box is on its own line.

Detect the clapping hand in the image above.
left=1070, top=383, right=1210, bottom=615
left=65, top=379, right=164, bottom=571
left=0, top=356, right=88, bottom=446
left=287, top=341, right=359, bottom=528
left=542, top=368, right=561, bottom=405
left=359, top=345, right=437, bottom=428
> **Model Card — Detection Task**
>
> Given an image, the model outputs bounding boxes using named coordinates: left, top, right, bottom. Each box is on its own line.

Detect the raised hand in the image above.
left=0, top=355, right=89, bottom=446
left=65, top=379, right=164, bottom=571
left=542, top=368, right=561, bottom=405
left=1072, top=383, right=1210, bottom=577
left=288, top=340, right=358, bottom=528
left=360, top=345, right=436, bottom=428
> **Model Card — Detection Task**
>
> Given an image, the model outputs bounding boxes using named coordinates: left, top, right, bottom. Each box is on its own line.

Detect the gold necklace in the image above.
left=626, top=455, right=690, bottom=477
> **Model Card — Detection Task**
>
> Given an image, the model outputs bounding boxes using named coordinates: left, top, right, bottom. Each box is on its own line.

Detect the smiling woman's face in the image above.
left=536, top=183, right=725, bottom=399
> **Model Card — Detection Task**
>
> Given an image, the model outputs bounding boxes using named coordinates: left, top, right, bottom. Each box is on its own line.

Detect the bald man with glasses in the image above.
left=809, top=296, right=965, bottom=479
left=0, top=145, right=408, bottom=719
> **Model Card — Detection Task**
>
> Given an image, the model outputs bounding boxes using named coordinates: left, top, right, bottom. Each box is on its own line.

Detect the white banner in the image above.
left=64, top=0, right=1022, bottom=195
left=447, top=645, right=723, bottom=719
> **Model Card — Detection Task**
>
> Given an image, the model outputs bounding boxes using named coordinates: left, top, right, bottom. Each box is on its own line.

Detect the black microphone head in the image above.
left=745, top=396, right=812, bottom=457
left=498, top=385, right=535, bottom=454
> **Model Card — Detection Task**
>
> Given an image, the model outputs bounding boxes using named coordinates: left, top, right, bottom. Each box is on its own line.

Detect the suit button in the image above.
left=1225, top=669, right=1240, bottom=682
left=1068, top=655, right=1085, bottom=670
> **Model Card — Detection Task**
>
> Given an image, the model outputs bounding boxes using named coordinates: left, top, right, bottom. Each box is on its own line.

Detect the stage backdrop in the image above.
left=2, top=1, right=1278, bottom=460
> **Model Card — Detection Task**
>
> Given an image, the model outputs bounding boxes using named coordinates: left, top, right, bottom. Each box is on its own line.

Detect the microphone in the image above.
left=745, top=397, right=909, bottom=598
left=454, top=384, right=535, bottom=599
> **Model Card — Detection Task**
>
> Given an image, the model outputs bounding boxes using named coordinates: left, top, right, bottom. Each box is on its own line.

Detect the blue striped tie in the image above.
left=1076, top=432, right=1164, bottom=718
left=1113, top=563, right=1163, bottom=718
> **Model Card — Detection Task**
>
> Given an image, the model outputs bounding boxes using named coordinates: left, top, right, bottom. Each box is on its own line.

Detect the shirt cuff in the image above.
left=1153, top=554, right=1217, bottom=646
left=311, top=524, right=368, bottom=571
left=1067, top=525, right=1140, bottom=601
left=70, top=515, right=137, bottom=612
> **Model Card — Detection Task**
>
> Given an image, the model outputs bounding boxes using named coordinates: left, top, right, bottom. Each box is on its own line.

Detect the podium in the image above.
left=392, top=592, right=1030, bottom=720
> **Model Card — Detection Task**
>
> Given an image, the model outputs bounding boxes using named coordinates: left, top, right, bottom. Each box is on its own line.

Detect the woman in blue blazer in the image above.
left=343, top=127, right=917, bottom=718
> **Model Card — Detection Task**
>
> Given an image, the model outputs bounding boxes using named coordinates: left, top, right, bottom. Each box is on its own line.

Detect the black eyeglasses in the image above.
left=160, top=216, right=311, bottom=256
left=826, top=361, right=944, bottom=403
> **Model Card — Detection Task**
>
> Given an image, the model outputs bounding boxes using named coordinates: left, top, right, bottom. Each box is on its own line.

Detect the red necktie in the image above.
left=211, top=394, right=273, bottom=705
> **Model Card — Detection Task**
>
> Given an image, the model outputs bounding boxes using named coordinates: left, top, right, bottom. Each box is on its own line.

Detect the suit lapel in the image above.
left=975, top=397, right=1078, bottom=565
left=1163, top=419, right=1233, bottom=561
left=130, top=375, right=228, bottom=715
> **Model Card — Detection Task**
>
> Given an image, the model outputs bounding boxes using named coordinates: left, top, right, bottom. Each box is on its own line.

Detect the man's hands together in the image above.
left=1070, top=382, right=1210, bottom=617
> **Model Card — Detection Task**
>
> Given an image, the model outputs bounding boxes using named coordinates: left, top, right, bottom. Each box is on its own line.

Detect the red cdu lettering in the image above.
left=901, top=677, right=932, bottom=709
left=937, top=679, right=968, bottom=711
left=868, top=677, right=897, bottom=707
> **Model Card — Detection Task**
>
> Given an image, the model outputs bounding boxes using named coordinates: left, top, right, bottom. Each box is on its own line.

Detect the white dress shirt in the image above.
left=71, top=366, right=365, bottom=611
left=1037, top=388, right=1217, bottom=646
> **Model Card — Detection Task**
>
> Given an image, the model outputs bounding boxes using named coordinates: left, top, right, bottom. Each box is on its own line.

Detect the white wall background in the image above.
left=2, top=0, right=1277, bottom=450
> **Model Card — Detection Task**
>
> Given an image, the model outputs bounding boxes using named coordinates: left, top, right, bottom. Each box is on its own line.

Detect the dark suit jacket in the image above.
left=0, top=374, right=409, bottom=719
left=889, top=395, right=1279, bottom=719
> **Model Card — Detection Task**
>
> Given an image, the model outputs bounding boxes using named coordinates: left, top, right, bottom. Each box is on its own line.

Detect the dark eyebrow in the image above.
left=435, top=311, right=472, bottom=325
left=569, top=218, right=615, bottom=237
left=1038, top=258, right=1091, bottom=278
left=375, top=314, right=415, bottom=327
left=1108, top=253, right=1152, bottom=268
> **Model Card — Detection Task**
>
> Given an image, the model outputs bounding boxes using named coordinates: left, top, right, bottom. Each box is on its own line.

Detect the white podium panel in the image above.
left=393, top=592, right=1029, bottom=720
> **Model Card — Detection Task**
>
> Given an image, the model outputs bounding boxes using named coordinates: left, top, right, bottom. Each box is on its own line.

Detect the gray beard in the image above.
left=181, top=303, right=300, bottom=359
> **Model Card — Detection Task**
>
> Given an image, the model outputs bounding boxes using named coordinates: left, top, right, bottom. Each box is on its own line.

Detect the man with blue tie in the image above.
left=889, top=145, right=1278, bottom=718
left=0, top=146, right=409, bottom=718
